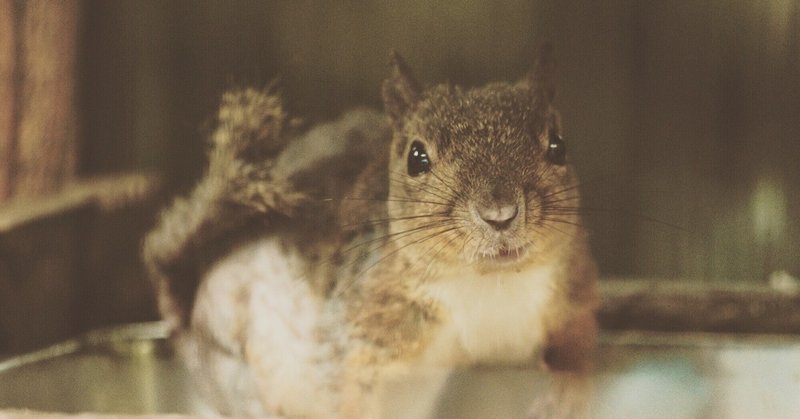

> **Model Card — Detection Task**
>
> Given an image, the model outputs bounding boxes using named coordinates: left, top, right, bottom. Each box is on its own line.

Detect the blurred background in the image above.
left=0, top=0, right=798, bottom=355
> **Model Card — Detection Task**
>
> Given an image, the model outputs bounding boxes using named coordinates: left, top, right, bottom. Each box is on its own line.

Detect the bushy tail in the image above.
left=142, top=88, right=306, bottom=330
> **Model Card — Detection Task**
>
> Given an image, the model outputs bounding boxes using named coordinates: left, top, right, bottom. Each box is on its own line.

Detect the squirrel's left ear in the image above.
left=382, top=50, right=422, bottom=127
left=526, top=43, right=557, bottom=113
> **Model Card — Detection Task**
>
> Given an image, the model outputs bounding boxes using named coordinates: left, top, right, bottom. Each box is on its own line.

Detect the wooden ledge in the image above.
left=599, top=277, right=800, bottom=334
left=0, top=173, right=160, bottom=233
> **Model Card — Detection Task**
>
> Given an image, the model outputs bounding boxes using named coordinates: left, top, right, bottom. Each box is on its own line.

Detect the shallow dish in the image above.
left=1, top=322, right=799, bottom=418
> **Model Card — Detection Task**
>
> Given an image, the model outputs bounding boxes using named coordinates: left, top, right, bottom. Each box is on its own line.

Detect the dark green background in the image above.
left=6, top=0, right=800, bottom=353
left=82, top=0, right=798, bottom=280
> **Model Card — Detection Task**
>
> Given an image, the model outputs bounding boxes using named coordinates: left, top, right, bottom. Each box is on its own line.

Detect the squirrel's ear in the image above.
left=526, top=43, right=557, bottom=112
left=382, top=50, right=422, bottom=126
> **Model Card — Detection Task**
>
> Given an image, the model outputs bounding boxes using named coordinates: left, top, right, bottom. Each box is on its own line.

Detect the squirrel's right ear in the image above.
left=382, top=50, right=422, bottom=127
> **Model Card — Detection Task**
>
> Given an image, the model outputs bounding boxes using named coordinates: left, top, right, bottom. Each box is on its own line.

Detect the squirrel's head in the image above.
left=381, top=45, right=582, bottom=275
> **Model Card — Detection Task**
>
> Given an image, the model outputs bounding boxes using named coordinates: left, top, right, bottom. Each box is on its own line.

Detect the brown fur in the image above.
left=144, top=45, right=598, bottom=418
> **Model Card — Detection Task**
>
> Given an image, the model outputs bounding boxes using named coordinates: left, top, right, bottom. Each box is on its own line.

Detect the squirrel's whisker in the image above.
left=325, top=220, right=455, bottom=266
left=538, top=216, right=585, bottom=230
left=317, top=219, right=461, bottom=283
left=339, top=211, right=451, bottom=228
left=389, top=171, right=455, bottom=204
left=335, top=225, right=461, bottom=297
left=427, top=168, right=462, bottom=200
left=535, top=220, right=579, bottom=240
left=340, top=219, right=459, bottom=256
left=335, top=196, right=451, bottom=207
left=420, top=229, right=465, bottom=280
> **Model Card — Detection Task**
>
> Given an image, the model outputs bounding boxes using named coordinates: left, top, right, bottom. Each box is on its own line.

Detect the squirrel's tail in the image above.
left=142, top=88, right=306, bottom=331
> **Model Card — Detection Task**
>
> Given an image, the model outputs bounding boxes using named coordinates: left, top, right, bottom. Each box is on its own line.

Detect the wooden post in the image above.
left=0, top=0, right=15, bottom=201
left=0, top=0, right=78, bottom=202
left=0, top=0, right=80, bottom=354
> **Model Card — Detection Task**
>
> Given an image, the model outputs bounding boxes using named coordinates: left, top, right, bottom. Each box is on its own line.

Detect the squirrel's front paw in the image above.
left=528, top=392, right=575, bottom=419
left=527, top=373, right=591, bottom=419
left=527, top=397, right=588, bottom=419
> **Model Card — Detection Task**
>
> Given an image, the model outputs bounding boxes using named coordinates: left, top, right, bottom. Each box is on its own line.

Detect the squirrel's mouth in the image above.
left=475, top=245, right=528, bottom=265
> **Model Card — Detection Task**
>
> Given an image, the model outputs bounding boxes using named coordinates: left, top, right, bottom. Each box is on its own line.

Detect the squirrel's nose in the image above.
left=476, top=204, right=518, bottom=231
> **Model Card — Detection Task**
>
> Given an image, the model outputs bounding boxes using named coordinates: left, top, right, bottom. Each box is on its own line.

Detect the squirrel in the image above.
left=142, top=45, right=599, bottom=418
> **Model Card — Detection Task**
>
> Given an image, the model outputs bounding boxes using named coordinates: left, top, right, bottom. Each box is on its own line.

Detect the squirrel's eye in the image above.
left=546, top=132, right=566, bottom=165
left=407, top=141, right=431, bottom=176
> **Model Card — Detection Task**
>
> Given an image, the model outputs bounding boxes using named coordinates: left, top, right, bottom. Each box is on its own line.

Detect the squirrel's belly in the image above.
left=420, top=264, right=557, bottom=366
left=191, top=237, right=331, bottom=417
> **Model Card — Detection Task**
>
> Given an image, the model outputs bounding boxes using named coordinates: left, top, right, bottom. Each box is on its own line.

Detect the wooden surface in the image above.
left=599, top=279, right=800, bottom=334
left=0, top=0, right=79, bottom=201
left=0, top=173, right=159, bottom=233
left=0, top=0, right=15, bottom=200
left=0, top=2, right=160, bottom=355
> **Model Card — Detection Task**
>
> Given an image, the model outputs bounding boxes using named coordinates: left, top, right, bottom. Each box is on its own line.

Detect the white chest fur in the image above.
left=420, top=264, right=557, bottom=366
